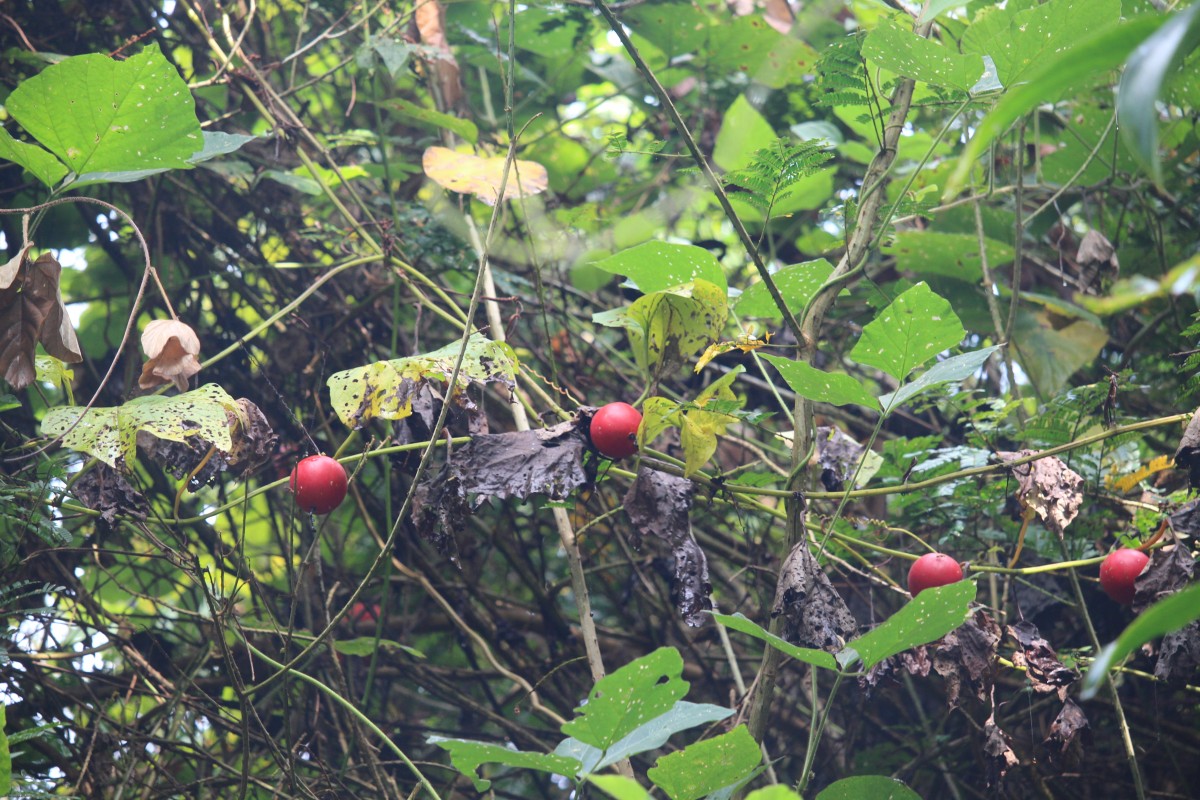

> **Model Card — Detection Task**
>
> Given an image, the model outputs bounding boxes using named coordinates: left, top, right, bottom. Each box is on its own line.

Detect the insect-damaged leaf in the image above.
left=998, top=450, right=1083, bottom=536
left=41, top=383, right=244, bottom=470
left=139, top=397, right=276, bottom=488
left=773, top=536, right=857, bottom=651
left=328, top=334, right=518, bottom=429
left=412, top=419, right=595, bottom=557
left=0, top=252, right=82, bottom=391
left=561, top=647, right=689, bottom=750
left=932, top=609, right=1001, bottom=708
left=983, top=704, right=1019, bottom=787
left=71, top=463, right=149, bottom=526
left=624, top=468, right=712, bottom=626
left=646, top=725, right=761, bottom=800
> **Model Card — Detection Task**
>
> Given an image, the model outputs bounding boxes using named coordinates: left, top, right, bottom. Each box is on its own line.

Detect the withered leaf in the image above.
left=412, top=419, right=596, bottom=557
left=414, top=0, right=464, bottom=111
left=772, top=536, right=857, bottom=651
left=138, top=397, right=276, bottom=488
left=816, top=426, right=863, bottom=493
left=1007, top=620, right=1079, bottom=693
left=1153, top=621, right=1200, bottom=686
left=932, top=610, right=1001, bottom=708
left=1132, top=544, right=1194, bottom=611
left=139, top=319, right=202, bottom=392
left=1168, top=497, right=1200, bottom=538
left=1045, top=697, right=1089, bottom=759
left=983, top=703, right=1019, bottom=787
left=1172, top=407, right=1200, bottom=490
left=624, top=468, right=712, bottom=626
left=72, top=463, right=149, bottom=526
left=998, top=450, right=1083, bottom=536
left=0, top=252, right=82, bottom=391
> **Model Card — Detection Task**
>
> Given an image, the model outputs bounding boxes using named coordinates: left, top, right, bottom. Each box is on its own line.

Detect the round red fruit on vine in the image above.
left=907, top=552, right=964, bottom=597
left=290, top=455, right=348, bottom=515
left=589, top=402, right=642, bottom=460
left=1099, top=548, right=1149, bottom=605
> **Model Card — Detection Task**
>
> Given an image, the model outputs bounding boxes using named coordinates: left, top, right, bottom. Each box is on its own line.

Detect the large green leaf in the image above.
left=883, top=232, right=1013, bottom=282
left=561, top=647, right=690, bottom=751
left=1081, top=582, right=1200, bottom=700
left=589, top=775, right=653, bottom=800
left=646, top=725, right=761, bottom=800
left=712, top=612, right=840, bottom=670
left=6, top=44, right=202, bottom=179
left=850, top=282, right=965, bottom=381
left=41, top=383, right=242, bottom=469
left=815, top=775, right=923, bottom=800
left=713, top=94, right=776, bottom=172
left=558, top=700, right=734, bottom=774
left=761, top=355, right=880, bottom=410
left=427, top=736, right=581, bottom=792
left=880, top=345, right=1003, bottom=412
left=1117, top=3, right=1200, bottom=185
left=837, top=579, right=977, bottom=670
left=736, top=260, right=834, bottom=319
left=862, top=16, right=988, bottom=93
left=946, top=14, right=1164, bottom=197
left=0, top=127, right=68, bottom=187
left=326, top=334, right=519, bottom=429
left=1010, top=308, right=1107, bottom=397
left=593, top=242, right=727, bottom=294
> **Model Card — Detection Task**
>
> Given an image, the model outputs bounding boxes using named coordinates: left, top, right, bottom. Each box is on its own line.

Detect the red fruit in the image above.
left=908, top=552, right=964, bottom=597
left=348, top=601, right=380, bottom=625
left=1099, top=548, right=1149, bottom=605
left=289, top=455, right=348, bottom=515
left=589, top=402, right=642, bottom=460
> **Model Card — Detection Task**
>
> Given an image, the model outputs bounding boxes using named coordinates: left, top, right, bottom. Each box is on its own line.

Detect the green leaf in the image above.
left=41, top=383, right=242, bottom=469
left=1078, top=255, right=1200, bottom=316
left=736, top=260, right=834, bottom=319
left=0, top=701, right=10, bottom=797
left=0, top=127, right=67, bottom=187
left=879, top=345, right=1002, bottom=412
left=589, top=775, right=653, bottom=800
left=862, top=16, right=987, bottom=93
left=1011, top=308, right=1107, bottom=397
left=326, top=334, right=519, bottom=429
left=593, top=242, right=727, bottom=294
left=815, top=775, right=923, bottom=800
left=837, top=579, right=977, bottom=670
left=713, top=95, right=776, bottom=171
left=646, top=725, right=761, bottom=800
left=746, top=787, right=802, bottom=800
left=850, top=282, right=965, bottom=381
left=712, top=612, right=839, bottom=670
left=6, top=44, right=202, bottom=179
left=946, top=14, right=1164, bottom=198
left=917, top=0, right=984, bottom=24
left=332, top=637, right=424, bottom=659
left=1118, top=3, right=1200, bottom=185
left=561, top=647, right=689, bottom=750
left=380, top=97, right=479, bottom=144
left=427, top=736, right=581, bottom=792
left=1081, top=582, right=1200, bottom=700
left=559, top=700, right=735, bottom=774
left=761, top=355, right=880, bottom=410
left=882, top=232, right=1014, bottom=282
left=359, top=34, right=412, bottom=77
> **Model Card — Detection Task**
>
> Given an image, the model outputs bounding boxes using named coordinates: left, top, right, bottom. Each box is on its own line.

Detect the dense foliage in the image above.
left=2, top=0, right=1200, bottom=798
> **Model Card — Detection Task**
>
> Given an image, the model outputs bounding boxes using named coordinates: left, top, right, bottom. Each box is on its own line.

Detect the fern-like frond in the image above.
left=815, top=33, right=869, bottom=108
left=722, top=138, right=834, bottom=217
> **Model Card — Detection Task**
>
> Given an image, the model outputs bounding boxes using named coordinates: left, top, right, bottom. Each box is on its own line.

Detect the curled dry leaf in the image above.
left=624, top=467, right=713, bottom=626
left=1173, top=406, right=1200, bottom=489
left=72, top=463, right=149, bottom=527
left=139, top=319, right=201, bottom=392
left=998, top=450, right=1083, bottom=536
left=423, top=146, right=549, bottom=206
left=772, top=533, right=857, bottom=651
left=1132, top=544, right=1200, bottom=685
left=413, top=0, right=464, bottom=111
left=1045, top=697, right=1089, bottom=760
left=0, top=251, right=83, bottom=390
left=1006, top=619, right=1079, bottom=695
left=932, top=609, right=1001, bottom=708
left=983, top=702, right=1019, bottom=787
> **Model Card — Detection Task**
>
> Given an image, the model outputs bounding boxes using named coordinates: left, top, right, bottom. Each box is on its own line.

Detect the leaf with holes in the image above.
left=41, top=383, right=242, bottom=469
left=6, top=44, right=201, bottom=180
left=327, top=334, right=518, bottom=429
left=850, top=282, right=964, bottom=381
left=646, top=725, right=761, bottom=800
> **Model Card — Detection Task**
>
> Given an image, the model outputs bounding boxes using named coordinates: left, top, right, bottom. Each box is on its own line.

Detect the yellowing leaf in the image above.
left=694, top=328, right=773, bottom=372
left=422, top=146, right=549, bottom=205
left=1108, top=455, right=1175, bottom=493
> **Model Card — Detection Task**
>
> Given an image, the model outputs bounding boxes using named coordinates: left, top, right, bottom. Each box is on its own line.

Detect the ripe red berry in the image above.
left=589, top=402, right=642, bottom=460
left=289, top=455, right=348, bottom=515
left=907, top=552, right=964, bottom=597
left=1099, top=548, right=1149, bottom=605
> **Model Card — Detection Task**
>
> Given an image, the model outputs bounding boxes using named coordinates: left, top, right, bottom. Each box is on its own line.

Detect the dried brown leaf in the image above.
left=932, top=610, right=1001, bottom=708
left=72, top=463, right=149, bottom=526
left=414, top=0, right=464, bottom=110
left=1007, top=620, right=1079, bottom=693
left=772, top=533, right=857, bottom=651
left=0, top=252, right=82, bottom=390
left=1173, top=407, right=1200, bottom=490
left=624, top=468, right=712, bottom=626
left=983, top=703, right=1019, bottom=787
left=1045, top=697, right=1089, bottom=760
left=999, top=450, right=1083, bottom=535
left=139, top=319, right=202, bottom=392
